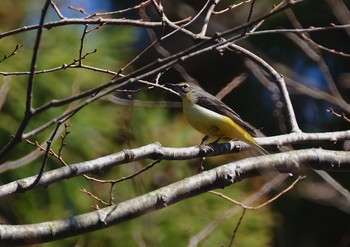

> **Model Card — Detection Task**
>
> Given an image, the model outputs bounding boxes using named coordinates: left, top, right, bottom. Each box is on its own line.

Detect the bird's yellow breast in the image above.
left=183, top=96, right=246, bottom=139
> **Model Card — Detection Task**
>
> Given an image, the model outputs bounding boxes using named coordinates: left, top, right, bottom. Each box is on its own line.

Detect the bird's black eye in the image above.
left=181, top=84, right=189, bottom=90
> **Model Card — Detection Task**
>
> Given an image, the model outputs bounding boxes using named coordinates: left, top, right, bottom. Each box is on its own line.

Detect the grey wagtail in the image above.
left=166, top=82, right=268, bottom=155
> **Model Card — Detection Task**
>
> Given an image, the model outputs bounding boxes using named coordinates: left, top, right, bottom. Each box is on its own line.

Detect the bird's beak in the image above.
left=164, top=83, right=177, bottom=89
left=164, top=83, right=179, bottom=93
left=164, top=83, right=182, bottom=97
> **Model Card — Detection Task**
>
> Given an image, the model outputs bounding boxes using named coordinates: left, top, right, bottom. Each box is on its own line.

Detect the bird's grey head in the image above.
left=165, top=82, right=202, bottom=97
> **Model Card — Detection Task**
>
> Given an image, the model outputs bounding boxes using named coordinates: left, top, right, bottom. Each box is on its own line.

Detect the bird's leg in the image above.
left=198, top=135, right=214, bottom=173
left=199, top=135, right=213, bottom=153
left=200, top=135, right=209, bottom=145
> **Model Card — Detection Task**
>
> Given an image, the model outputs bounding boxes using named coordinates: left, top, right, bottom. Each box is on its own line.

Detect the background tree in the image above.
left=0, top=0, right=349, bottom=246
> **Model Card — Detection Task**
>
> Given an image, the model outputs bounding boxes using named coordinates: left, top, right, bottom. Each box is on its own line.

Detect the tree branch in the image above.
left=0, top=0, right=51, bottom=161
left=1, top=148, right=349, bottom=245
left=225, top=43, right=301, bottom=133
left=1, top=129, right=350, bottom=198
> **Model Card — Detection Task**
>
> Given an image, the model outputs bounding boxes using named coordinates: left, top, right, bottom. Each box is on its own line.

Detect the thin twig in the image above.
left=209, top=175, right=306, bottom=210
left=151, top=0, right=166, bottom=38
left=302, top=34, right=350, bottom=58
left=68, top=5, right=89, bottom=16
left=83, top=159, right=161, bottom=185
left=227, top=208, right=246, bottom=247
left=78, top=25, right=89, bottom=66
left=0, top=44, right=23, bottom=63
left=213, top=0, right=251, bottom=15
left=243, top=0, right=256, bottom=34
left=27, top=122, right=64, bottom=188
left=50, top=0, right=65, bottom=19
left=79, top=188, right=111, bottom=206
left=58, top=123, right=70, bottom=157
left=82, top=159, right=161, bottom=205
left=327, top=108, right=350, bottom=123
left=86, top=0, right=151, bottom=19
left=245, top=23, right=350, bottom=37
left=198, top=0, right=220, bottom=38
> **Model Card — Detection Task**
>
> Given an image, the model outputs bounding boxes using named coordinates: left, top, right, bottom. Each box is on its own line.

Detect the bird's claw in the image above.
left=198, top=144, right=214, bottom=155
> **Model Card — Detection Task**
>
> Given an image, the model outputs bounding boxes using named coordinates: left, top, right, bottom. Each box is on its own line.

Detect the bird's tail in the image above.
left=254, top=142, right=269, bottom=155
left=243, top=133, right=269, bottom=155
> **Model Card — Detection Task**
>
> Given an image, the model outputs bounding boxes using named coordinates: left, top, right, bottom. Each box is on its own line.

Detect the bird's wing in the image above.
left=196, top=93, right=257, bottom=136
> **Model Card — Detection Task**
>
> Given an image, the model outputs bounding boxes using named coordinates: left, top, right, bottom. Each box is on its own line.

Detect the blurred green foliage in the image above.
left=1, top=0, right=349, bottom=246
left=0, top=1, right=277, bottom=246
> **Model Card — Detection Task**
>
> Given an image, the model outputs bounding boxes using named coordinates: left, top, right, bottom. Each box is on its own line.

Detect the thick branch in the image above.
left=1, top=129, right=350, bottom=198
left=1, top=148, right=349, bottom=245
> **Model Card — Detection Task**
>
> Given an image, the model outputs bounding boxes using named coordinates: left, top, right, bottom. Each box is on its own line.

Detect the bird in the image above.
left=165, top=82, right=268, bottom=155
